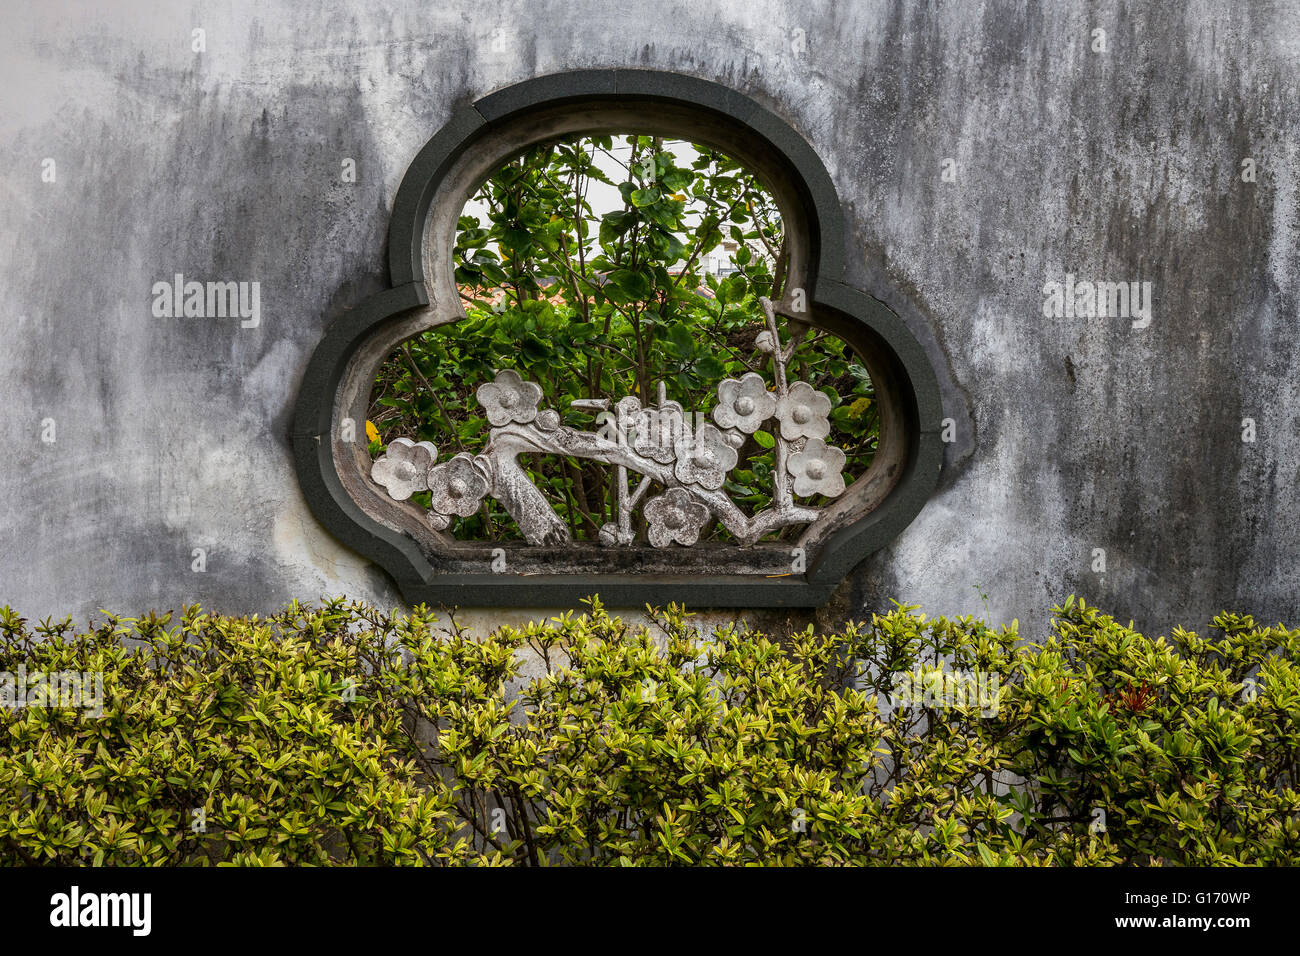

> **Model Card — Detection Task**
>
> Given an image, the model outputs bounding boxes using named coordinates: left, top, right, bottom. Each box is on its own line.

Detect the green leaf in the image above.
left=630, top=188, right=660, bottom=208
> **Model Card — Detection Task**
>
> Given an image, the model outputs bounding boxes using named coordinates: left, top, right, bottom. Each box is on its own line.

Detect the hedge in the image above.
left=1, top=597, right=1297, bottom=865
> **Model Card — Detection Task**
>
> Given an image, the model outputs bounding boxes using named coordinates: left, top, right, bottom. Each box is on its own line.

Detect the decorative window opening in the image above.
left=366, top=134, right=879, bottom=551
left=292, top=71, right=943, bottom=607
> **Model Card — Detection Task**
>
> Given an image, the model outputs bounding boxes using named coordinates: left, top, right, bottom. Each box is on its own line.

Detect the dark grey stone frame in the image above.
left=291, top=69, right=944, bottom=608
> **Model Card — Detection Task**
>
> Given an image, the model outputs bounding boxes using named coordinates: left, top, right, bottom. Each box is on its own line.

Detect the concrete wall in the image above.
left=2, top=0, right=1297, bottom=638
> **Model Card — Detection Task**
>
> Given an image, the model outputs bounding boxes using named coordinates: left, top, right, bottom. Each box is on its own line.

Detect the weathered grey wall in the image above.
left=2, top=0, right=1297, bottom=637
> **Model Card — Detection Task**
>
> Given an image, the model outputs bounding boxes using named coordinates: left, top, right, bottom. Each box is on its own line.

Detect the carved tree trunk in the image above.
left=482, top=451, right=571, bottom=546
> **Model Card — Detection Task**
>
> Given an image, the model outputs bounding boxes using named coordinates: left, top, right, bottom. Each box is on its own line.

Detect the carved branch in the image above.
left=482, top=422, right=818, bottom=545
left=762, top=296, right=795, bottom=513
left=370, top=305, right=846, bottom=550
left=475, top=451, right=570, bottom=546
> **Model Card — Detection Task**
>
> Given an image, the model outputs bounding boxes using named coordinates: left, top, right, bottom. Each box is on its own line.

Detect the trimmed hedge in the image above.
left=1, top=597, right=1297, bottom=865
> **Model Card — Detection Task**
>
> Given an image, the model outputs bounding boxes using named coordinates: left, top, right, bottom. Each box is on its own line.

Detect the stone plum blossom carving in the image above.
left=713, top=372, right=777, bottom=434
left=370, top=438, right=437, bottom=500
left=774, top=380, right=832, bottom=441
left=428, top=453, right=490, bottom=517
left=787, top=437, right=847, bottom=498
left=476, top=368, right=543, bottom=426
left=644, top=488, right=711, bottom=547
left=370, top=297, right=851, bottom=550
left=673, top=422, right=739, bottom=490
left=631, top=398, right=687, bottom=464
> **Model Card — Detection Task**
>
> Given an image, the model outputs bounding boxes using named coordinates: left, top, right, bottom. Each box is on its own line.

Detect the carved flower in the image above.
left=774, top=381, right=832, bottom=441
left=643, top=488, right=710, bottom=548
left=476, top=368, right=543, bottom=427
left=787, top=437, right=847, bottom=498
left=370, top=437, right=437, bottom=501
left=612, top=395, right=643, bottom=448
left=428, top=453, right=490, bottom=517
left=633, top=400, right=687, bottom=464
left=674, top=422, right=739, bottom=490
left=713, top=372, right=776, bottom=434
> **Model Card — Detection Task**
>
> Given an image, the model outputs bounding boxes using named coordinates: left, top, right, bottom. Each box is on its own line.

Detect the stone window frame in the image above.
left=292, top=70, right=943, bottom=607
